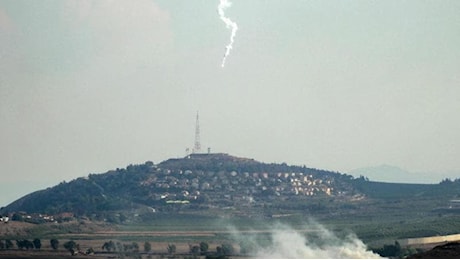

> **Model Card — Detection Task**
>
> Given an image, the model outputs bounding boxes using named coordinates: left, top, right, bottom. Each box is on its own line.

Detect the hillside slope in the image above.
left=2, top=154, right=354, bottom=214
left=2, top=153, right=459, bottom=216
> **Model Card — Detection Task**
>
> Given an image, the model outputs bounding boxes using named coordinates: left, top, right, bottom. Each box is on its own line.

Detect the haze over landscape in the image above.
left=1, top=0, right=460, bottom=207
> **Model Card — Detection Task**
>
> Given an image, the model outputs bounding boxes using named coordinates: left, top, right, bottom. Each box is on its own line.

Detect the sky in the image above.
left=1, top=0, right=460, bottom=206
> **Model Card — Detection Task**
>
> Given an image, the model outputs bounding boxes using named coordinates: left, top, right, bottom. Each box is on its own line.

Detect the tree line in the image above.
left=0, top=237, right=241, bottom=258
left=0, top=238, right=59, bottom=251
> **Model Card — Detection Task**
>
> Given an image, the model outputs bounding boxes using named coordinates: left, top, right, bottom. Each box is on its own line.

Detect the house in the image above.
left=59, top=212, right=74, bottom=219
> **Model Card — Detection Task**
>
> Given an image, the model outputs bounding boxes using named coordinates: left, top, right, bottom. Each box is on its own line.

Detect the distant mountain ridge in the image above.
left=350, top=165, right=421, bottom=183
left=349, top=164, right=459, bottom=184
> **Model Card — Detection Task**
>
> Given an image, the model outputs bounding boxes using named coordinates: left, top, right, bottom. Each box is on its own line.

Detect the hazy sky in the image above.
left=1, top=0, right=460, bottom=205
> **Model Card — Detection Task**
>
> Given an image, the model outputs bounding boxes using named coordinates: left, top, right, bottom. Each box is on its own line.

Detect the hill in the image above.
left=1, top=153, right=351, bottom=215
left=2, top=153, right=460, bottom=220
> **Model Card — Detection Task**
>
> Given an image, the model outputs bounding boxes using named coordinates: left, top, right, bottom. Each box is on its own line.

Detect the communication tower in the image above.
left=193, top=112, right=201, bottom=153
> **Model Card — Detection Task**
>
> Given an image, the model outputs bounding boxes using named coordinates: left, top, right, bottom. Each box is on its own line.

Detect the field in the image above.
left=2, top=194, right=460, bottom=258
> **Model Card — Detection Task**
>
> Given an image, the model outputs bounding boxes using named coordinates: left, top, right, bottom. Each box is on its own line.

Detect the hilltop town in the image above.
left=2, top=153, right=460, bottom=258
left=1, top=153, right=361, bottom=218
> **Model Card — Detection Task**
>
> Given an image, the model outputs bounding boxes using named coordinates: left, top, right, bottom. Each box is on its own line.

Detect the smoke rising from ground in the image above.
left=228, top=221, right=382, bottom=259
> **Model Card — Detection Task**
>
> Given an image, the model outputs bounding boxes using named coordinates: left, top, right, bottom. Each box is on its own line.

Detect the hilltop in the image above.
left=2, top=153, right=460, bottom=225
left=1, top=153, right=354, bottom=215
left=2, top=153, right=460, bottom=257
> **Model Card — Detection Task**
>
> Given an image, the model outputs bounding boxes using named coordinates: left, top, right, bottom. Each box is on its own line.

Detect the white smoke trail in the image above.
left=218, top=0, right=238, bottom=67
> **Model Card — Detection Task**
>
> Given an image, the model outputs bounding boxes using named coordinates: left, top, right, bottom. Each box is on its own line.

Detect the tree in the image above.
left=217, top=243, right=234, bottom=257
left=119, top=213, right=128, bottom=223
left=143, top=241, right=152, bottom=253
left=200, top=241, right=209, bottom=255
left=16, top=240, right=34, bottom=250
left=116, top=242, right=123, bottom=252
left=145, top=161, right=154, bottom=167
left=167, top=244, right=176, bottom=254
left=50, top=239, right=59, bottom=250
left=5, top=239, right=14, bottom=249
left=86, top=247, right=95, bottom=255
left=33, top=238, right=41, bottom=250
left=15, top=240, right=22, bottom=249
left=190, top=245, right=200, bottom=256
left=131, top=242, right=139, bottom=252
left=440, top=178, right=453, bottom=185
left=63, top=240, right=78, bottom=255
left=11, top=213, right=23, bottom=221
left=223, top=243, right=234, bottom=255
left=375, top=241, right=402, bottom=258
left=25, top=240, right=34, bottom=250
left=102, top=240, right=116, bottom=252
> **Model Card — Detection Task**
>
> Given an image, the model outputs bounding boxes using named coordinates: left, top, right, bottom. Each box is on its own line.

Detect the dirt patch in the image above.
left=0, top=221, right=36, bottom=237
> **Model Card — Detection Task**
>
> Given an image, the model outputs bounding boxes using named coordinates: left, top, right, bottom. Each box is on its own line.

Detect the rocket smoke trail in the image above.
left=218, top=0, right=238, bottom=67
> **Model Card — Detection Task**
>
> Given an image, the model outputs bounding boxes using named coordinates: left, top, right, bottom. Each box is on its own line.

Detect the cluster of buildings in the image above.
left=140, top=165, right=338, bottom=206
left=0, top=212, right=74, bottom=224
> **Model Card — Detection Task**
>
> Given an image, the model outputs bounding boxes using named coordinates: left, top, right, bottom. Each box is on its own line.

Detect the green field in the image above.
left=3, top=180, right=460, bottom=258
left=1, top=202, right=459, bottom=258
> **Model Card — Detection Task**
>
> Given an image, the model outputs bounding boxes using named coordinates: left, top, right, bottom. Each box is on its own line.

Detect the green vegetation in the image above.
left=167, top=243, right=176, bottom=254
left=143, top=241, right=152, bottom=252
left=63, top=240, right=78, bottom=255
left=2, top=154, right=460, bottom=258
left=32, top=238, right=41, bottom=249
left=5, top=239, right=13, bottom=249
left=371, top=241, right=420, bottom=258
left=1, top=154, right=353, bottom=215
left=50, top=238, right=59, bottom=250
left=4, top=153, right=460, bottom=221
left=200, top=241, right=209, bottom=254
left=102, top=240, right=116, bottom=252
left=16, top=239, right=34, bottom=250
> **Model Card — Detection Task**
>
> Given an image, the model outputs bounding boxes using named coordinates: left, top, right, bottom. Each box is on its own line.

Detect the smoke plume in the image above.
left=218, top=0, right=238, bottom=67
left=229, top=221, right=382, bottom=259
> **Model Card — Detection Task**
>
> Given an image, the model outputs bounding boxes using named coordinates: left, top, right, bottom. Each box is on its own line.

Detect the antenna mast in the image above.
left=193, top=112, right=201, bottom=153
